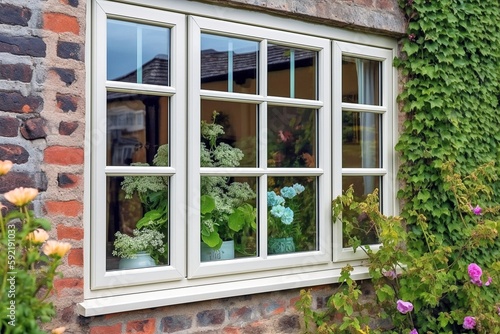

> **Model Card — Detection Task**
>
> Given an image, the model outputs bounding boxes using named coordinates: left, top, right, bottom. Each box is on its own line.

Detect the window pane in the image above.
left=106, top=176, right=169, bottom=271
left=342, top=111, right=380, bottom=168
left=201, top=34, right=258, bottom=94
left=268, top=106, right=316, bottom=168
left=341, top=176, right=380, bottom=247
left=201, top=100, right=257, bottom=168
left=342, top=57, right=381, bottom=105
left=107, top=92, right=169, bottom=166
left=268, top=45, right=317, bottom=99
left=200, top=176, right=257, bottom=261
left=268, top=177, right=317, bottom=254
left=107, top=19, right=170, bottom=85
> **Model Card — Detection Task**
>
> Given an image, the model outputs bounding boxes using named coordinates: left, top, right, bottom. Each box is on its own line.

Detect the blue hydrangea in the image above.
left=293, top=183, right=305, bottom=194
left=270, top=205, right=286, bottom=218
left=280, top=186, right=297, bottom=199
left=267, top=191, right=284, bottom=207
left=280, top=207, right=294, bottom=225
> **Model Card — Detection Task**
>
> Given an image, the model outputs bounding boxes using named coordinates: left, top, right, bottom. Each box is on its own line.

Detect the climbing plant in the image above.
left=298, top=1, right=500, bottom=333
left=394, top=0, right=500, bottom=332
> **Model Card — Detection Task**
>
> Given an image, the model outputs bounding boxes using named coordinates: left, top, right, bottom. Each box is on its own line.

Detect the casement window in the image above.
left=81, top=0, right=397, bottom=315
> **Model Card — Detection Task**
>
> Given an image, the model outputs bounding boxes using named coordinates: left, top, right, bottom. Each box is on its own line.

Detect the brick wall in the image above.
left=0, top=0, right=403, bottom=333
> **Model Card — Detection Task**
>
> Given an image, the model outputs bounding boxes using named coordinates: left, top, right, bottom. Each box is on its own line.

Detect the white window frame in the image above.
left=80, top=0, right=398, bottom=316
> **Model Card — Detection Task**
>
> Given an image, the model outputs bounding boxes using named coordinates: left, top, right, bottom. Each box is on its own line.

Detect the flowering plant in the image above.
left=267, top=183, right=305, bottom=239
left=0, top=160, right=70, bottom=333
left=297, top=162, right=500, bottom=333
left=200, top=111, right=257, bottom=251
left=112, top=228, right=165, bottom=261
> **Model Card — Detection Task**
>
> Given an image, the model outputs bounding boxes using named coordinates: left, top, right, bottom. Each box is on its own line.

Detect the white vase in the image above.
left=118, top=252, right=156, bottom=269
left=200, top=240, right=235, bottom=262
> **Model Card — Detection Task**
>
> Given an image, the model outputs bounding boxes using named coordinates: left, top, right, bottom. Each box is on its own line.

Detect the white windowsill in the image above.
left=77, top=265, right=371, bottom=316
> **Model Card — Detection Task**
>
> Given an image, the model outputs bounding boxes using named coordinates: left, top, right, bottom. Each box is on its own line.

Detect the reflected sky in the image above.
left=107, top=19, right=170, bottom=81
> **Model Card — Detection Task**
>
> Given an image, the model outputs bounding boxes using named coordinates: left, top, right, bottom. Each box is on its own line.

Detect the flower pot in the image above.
left=201, top=240, right=235, bottom=262
left=118, top=252, right=156, bottom=269
left=268, top=237, right=295, bottom=254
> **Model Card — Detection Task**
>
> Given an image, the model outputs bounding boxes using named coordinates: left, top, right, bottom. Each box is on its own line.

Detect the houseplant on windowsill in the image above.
left=200, top=111, right=257, bottom=261
left=112, top=228, right=165, bottom=269
left=267, top=183, right=305, bottom=254
left=119, top=144, right=169, bottom=264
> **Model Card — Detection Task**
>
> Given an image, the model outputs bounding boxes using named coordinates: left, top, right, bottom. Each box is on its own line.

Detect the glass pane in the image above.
left=342, top=111, right=380, bottom=168
left=107, top=92, right=169, bottom=166
left=107, top=19, right=170, bottom=85
left=201, top=100, right=257, bottom=168
left=106, top=176, right=169, bottom=271
left=201, top=34, right=258, bottom=94
left=342, top=57, right=381, bottom=105
left=268, top=44, right=317, bottom=99
left=200, top=176, right=257, bottom=261
left=341, top=176, right=380, bottom=247
left=268, top=176, right=317, bottom=254
left=268, top=106, right=316, bottom=168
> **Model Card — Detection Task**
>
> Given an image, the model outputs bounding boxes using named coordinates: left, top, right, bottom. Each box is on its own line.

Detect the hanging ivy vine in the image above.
left=395, top=0, right=500, bottom=331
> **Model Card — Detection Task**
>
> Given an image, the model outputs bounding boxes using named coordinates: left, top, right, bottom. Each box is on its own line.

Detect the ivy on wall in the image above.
left=395, top=0, right=500, bottom=331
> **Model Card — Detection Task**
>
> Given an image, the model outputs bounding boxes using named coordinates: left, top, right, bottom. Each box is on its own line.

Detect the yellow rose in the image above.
left=0, top=160, right=13, bottom=175
left=27, top=229, right=49, bottom=244
left=4, top=187, right=39, bottom=207
left=43, top=240, right=72, bottom=258
left=52, top=327, right=66, bottom=334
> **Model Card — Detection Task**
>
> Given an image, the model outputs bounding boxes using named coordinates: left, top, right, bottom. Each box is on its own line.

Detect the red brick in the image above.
left=126, top=319, right=156, bottom=334
left=223, top=327, right=241, bottom=334
left=44, top=146, right=83, bottom=165
left=57, top=225, right=84, bottom=240
left=54, top=277, right=83, bottom=296
left=46, top=200, right=83, bottom=217
left=90, top=324, right=122, bottom=334
left=43, top=13, right=79, bottom=34
left=68, top=248, right=83, bottom=266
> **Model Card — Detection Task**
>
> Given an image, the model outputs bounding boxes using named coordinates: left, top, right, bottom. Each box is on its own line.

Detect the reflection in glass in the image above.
left=201, top=100, right=257, bottom=167
left=200, top=176, right=257, bottom=261
left=201, top=34, right=258, bottom=94
left=342, top=57, right=381, bottom=105
left=106, top=175, right=169, bottom=271
left=106, top=92, right=169, bottom=166
left=342, top=176, right=380, bottom=247
left=267, top=106, right=316, bottom=168
left=268, top=44, right=317, bottom=99
left=107, top=19, right=170, bottom=85
left=268, top=176, right=317, bottom=254
left=342, top=111, right=380, bottom=168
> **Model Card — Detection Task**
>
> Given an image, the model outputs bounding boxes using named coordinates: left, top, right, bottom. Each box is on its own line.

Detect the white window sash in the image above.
left=332, top=41, right=395, bottom=262
left=90, top=1, right=187, bottom=290
left=187, top=16, right=332, bottom=278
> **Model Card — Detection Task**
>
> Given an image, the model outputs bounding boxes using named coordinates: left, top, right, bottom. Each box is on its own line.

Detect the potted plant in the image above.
left=267, top=183, right=305, bottom=254
left=112, top=228, right=165, bottom=269
left=200, top=111, right=257, bottom=261
left=119, top=144, right=169, bottom=264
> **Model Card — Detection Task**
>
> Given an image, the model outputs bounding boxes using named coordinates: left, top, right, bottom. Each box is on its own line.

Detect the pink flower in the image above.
left=397, top=300, right=413, bottom=314
left=383, top=270, right=397, bottom=279
left=468, top=263, right=483, bottom=285
left=470, top=204, right=482, bottom=215
left=463, top=316, right=476, bottom=330
left=409, top=329, right=418, bottom=334
left=485, top=276, right=492, bottom=286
